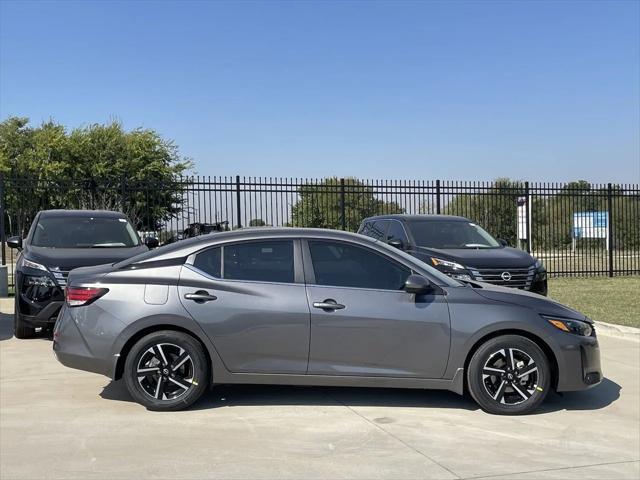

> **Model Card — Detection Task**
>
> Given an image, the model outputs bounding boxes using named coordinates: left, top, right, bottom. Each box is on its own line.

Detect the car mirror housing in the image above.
left=7, top=236, right=22, bottom=250
left=388, top=239, right=404, bottom=250
left=144, top=236, right=159, bottom=249
left=498, top=238, right=508, bottom=247
left=404, top=274, right=432, bottom=294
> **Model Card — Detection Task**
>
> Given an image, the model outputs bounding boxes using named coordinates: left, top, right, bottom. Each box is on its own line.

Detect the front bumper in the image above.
left=16, top=270, right=65, bottom=327
left=555, top=331, right=602, bottom=392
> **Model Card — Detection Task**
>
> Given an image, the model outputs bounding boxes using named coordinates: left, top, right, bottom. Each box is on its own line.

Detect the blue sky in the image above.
left=1, top=0, right=638, bottom=183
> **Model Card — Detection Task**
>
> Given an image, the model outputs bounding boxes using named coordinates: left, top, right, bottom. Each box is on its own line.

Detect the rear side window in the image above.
left=308, top=240, right=410, bottom=290
left=224, top=241, right=294, bottom=283
left=193, top=247, right=221, bottom=278
left=193, top=241, right=295, bottom=283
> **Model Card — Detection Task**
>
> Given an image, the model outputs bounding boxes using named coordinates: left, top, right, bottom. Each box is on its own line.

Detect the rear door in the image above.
left=178, top=239, right=310, bottom=374
left=303, top=239, right=451, bottom=379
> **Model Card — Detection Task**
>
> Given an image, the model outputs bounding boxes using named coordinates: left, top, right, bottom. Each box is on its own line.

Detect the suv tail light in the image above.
left=65, top=287, right=109, bottom=307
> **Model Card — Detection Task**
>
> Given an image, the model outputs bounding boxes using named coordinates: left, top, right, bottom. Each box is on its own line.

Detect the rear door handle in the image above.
left=184, top=290, right=217, bottom=303
left=313, top=299, right=345, bottom=311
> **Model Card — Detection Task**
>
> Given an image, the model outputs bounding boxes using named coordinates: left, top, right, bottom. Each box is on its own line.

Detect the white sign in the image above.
left=572, top=211, right=609, bottom=251
left=517, top=196, right=528, bottom=240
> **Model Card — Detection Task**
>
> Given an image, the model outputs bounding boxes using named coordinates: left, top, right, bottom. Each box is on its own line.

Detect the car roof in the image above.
left=38, top=209, right=129, bottom=219
left=362, top=214, right=470, bottom=222
left=117, top=227, right=380, bottom=266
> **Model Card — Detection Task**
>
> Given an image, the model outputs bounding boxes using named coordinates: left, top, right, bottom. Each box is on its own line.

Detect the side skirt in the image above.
left=212, top=368, right=465, bottom=396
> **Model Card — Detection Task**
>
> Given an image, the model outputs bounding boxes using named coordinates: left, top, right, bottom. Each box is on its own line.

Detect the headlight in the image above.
left=22, top=258, right=49, bottom=272
left=544, top=316, right=593, bottom=336
left=23, top=275, right=56, bottom=287
left=431, top=257, right=466, bottom=271
left=534, top=258, right=546, bottom=270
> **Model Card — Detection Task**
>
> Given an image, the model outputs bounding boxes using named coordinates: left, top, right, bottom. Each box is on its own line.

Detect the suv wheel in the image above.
left=14, top=302, right=35, bottom=339
left=124, top=330, right=209, bottom=411
left=467, top=335, right=550, bottom=415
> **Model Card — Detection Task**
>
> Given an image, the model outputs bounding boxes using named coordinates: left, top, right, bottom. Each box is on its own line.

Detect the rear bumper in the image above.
left=555, top=333, right=602, bottom=392
left=52, top=305, right=114, bottom=377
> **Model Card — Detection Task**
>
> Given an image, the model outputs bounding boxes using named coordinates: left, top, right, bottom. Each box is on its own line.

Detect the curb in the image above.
left=595, top=320, right=640, bottom=342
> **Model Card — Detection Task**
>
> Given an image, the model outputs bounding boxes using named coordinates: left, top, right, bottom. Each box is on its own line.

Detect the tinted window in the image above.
left=193, top=247, right=221, bottom=278
left=386, top=221, right=409, bottom=244
left=410, top=220, right=500, bottom=249
left=309, top=240, right=410, bottom=290
left=223, top=241, right=294, bottom=283
left=359, top=220, right=387, bottom=240
left=32, top=216, right=140, bottom=248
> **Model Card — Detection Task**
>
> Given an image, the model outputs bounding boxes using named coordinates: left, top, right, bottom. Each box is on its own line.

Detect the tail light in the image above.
left=65, top=287, right=109, bottom=307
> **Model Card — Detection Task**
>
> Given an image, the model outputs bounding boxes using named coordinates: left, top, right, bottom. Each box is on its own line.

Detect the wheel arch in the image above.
left=113, top=323, right=213, bottom=382
left=463, top=329, right=560, bottom=392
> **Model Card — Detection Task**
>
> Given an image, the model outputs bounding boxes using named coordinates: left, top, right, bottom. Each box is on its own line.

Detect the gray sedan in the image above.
left=53, top=228, right=602, bottom=414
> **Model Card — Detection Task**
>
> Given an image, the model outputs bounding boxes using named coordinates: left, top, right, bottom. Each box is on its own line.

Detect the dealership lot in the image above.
left=0, top=308, right=638, bottom=480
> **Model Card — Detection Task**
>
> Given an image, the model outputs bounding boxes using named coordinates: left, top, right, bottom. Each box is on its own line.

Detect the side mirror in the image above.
left=7, top=236, right=22, bottom=250
left=144, top=236, right=159, bottom=249
left=498, top=238, right=508, bottom=247
left=404, top=274, right=432, bottom=294
left=388, top=239, right=404, bottom=250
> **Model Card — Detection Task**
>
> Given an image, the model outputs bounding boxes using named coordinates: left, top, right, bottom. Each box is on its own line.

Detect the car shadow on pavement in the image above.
left=0, top=313, right=53, bottom=341
left=99, top=377, right=621, bottom=414
left=0, top=314, right=14, bottom=341
left=537, top=377, right=621, bottom=413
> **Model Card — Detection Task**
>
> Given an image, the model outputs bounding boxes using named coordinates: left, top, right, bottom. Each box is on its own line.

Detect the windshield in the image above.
left=32, top=216, right=141, bottom=248
left=410, top=220, right=500, bottom=249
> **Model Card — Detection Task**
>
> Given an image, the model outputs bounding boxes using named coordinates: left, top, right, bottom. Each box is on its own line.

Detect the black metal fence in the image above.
left=2, top=174, right=639, bottom=291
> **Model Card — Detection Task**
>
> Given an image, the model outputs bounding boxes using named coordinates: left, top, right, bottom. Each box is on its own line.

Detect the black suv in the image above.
left=358, top=214, right=547, bottom=295
left=7, top=210, right=158, bottom=338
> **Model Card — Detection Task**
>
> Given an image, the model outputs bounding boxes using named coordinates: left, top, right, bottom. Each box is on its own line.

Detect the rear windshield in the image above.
left=32, top=216, right=140, bottom=248
left=410, top=220, right=500, bottom=249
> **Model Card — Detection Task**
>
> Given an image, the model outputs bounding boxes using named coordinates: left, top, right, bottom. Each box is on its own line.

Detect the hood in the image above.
left=467, top=281, right=590, bottom=322
left=413, top=246, right=535, bottom=269
left=24, top=245, right=148, bottom=271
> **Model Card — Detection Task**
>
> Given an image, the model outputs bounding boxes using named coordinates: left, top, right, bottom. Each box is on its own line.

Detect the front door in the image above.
left=304, top=240, right=450, bottom=378
left=178, top=239, right=310, bottom=374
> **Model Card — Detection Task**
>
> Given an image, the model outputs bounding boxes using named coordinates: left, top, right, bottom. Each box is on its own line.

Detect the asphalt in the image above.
left=0, top=307, right=638, bottom=480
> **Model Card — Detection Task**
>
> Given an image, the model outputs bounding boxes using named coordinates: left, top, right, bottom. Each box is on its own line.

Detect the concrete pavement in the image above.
left=0, top=308, right=638, bottom=479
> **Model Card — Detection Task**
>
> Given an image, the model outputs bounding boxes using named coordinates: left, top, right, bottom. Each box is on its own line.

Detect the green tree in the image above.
left=443, top=178, right=525, bottom=245
left=249, top=218, right=267, bottom=227
left=0, top=117, right=192, bottom=235
left=290, top=177, right=404, bottom=231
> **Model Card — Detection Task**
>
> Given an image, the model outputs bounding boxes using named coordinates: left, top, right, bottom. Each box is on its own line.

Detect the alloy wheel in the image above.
left=136, top=343, right=195, bottom=401
left=482, top=347, right=539, bottom=405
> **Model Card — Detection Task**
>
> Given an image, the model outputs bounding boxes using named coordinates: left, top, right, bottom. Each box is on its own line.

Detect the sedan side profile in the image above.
left=53, top=228, right=601, bottom=415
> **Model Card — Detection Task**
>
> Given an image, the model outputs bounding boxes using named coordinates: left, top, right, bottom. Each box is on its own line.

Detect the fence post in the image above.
left=524, top=181, right=531, bottom=253
left=0, top=173, right=5, bottom=266
left=436, top=179, right=441, bottom=214
left=339, top=178, right=346, bottom=231
left=235, top=175, right=242, bottom=229
left=607, top=183, right=614, bottom=277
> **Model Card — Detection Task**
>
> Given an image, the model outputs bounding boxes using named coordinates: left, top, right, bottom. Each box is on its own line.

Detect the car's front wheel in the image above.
left=14, top=302, right=35, bottom=339
left=123, top=330, right=209, bottom=411
left=467, top=335, right=550, bottom=415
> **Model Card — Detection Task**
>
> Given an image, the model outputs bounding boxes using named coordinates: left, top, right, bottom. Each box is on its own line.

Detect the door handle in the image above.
left=184, top=290, right=217, bottom=303
left=313, top=299, right=345, bottom=311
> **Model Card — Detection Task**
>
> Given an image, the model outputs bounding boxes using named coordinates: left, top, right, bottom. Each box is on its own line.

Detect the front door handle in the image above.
left=313, top=299, right=345, bottom=311
left=184, top=290, right=217, bottom=303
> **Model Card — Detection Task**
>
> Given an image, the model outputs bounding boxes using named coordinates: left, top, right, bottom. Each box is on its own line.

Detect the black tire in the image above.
left=467, top=335, right=550, bottom=415
left=123, top=330, right=209, bottom=411
left=14, top=301, right=35, bottom=339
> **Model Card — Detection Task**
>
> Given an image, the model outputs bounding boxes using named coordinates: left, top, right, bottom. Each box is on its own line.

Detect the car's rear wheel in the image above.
left=467, top=335, right=550, bottom=415
left=123, top=330, right=209, bottom=411
left=14, top=301, right=35, bottom=339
